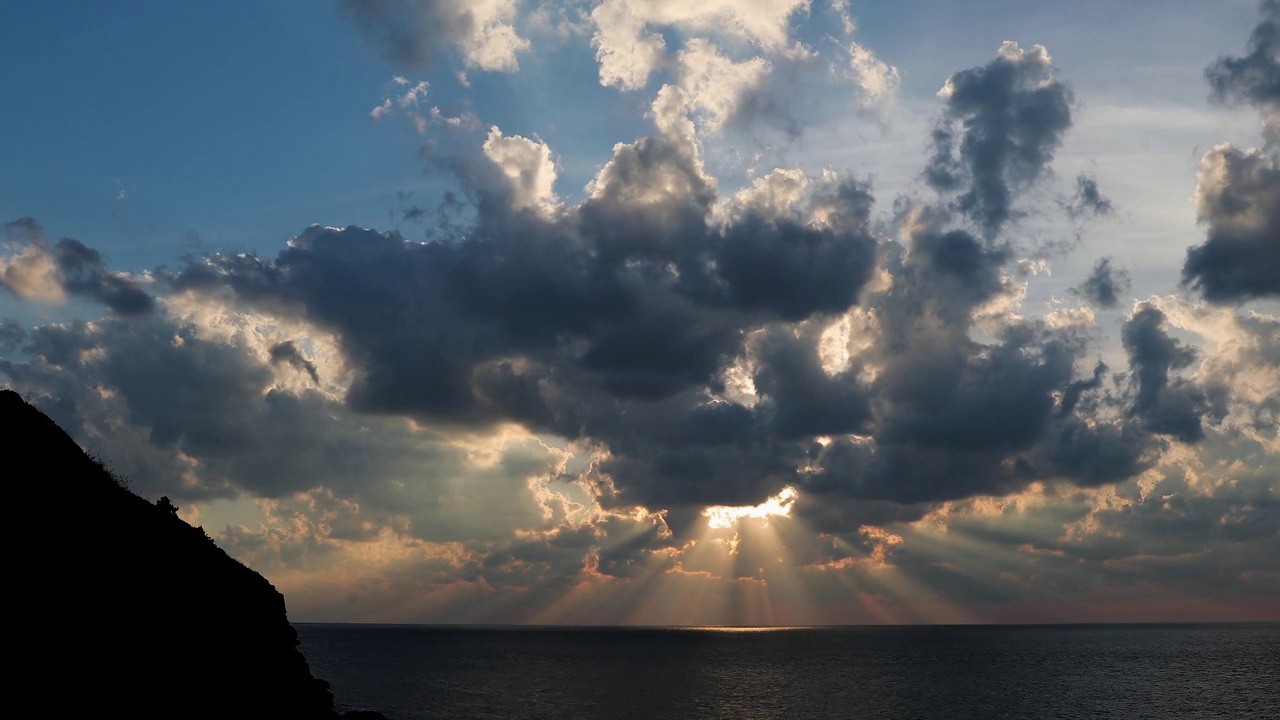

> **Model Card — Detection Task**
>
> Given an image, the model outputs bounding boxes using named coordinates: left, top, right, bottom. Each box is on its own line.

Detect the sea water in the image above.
left=296, top=623, right=1280, bottom=719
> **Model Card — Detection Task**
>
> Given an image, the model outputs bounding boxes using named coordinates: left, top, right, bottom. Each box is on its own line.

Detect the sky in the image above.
left=2, top=0, right=1277, bottom=625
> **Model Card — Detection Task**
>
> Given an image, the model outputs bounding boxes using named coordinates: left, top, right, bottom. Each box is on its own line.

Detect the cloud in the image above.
left=0, top=319, right=24, bottom=353
left=592, top=4, right=899, bottom=142
left=0, top=309, right=569, bottom=548
left=3, top=45, right=1183, bottom=552
left=136, top=73, right=926, bottom=528
left=714, top=177, right=877, bottom=319
left=1122, top=304, right=1209, bottom=443
left=369, top=78, right=433, bottom=132
left=158, top=85, right=880, bottom=453
left=743, top=45, right=1175, bottom=519
left=1067, top=175, right=1114, bottom=218
left=590, top=0, right=807, bottom=91
left=590, top=0, right=668, bottom=91
left=847, top=41, right=901, bottom=110
left=269, top=341, right=321, bottom=384
left=1205, top=0, right=1280, bottom=144
left=1, top=218, right=154, bottom=315
left=1183, top=3, right=1280, bottom=303
left=1072, top=257, right=1131, bottom=309
left=926, top=42, right=1074, bottom=237
left=888, top=445, right=1279, bottom=618
left=677, top=39, right=772, bottom=132
left=1182, top=144, right=1280, bottom=302
left=675, top=37, right=899, bottom=139
left=342, top=0, right=529, bottom=72
left=52, top=238, right=156, bottom=316
left=1, top=218, right=64, bottom=302
left=1147, top=296, right=1280, bottom=447
left=6, top=30, right=1276, bottom=624
left=480, top=127, right=559, bottom=214
left=752, top=324, right=870, bottom=441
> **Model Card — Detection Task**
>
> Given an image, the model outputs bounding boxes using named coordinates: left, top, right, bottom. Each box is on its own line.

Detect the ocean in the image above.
left=295, top=623, right=1280, bottom=719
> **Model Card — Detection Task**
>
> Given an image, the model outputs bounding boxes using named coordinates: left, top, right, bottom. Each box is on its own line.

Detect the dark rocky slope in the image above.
left=2, top=389, right=383, bottom=718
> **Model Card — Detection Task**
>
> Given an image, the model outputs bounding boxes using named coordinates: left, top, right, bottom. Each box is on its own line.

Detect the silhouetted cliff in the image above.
left=3, top=389, right=381, bottom=718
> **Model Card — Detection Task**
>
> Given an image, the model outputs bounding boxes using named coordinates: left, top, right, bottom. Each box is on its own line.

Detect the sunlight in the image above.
left=671, top=497, right=820, bottom=625
left=682, top=625, right=809, bottom=632
left=703, top=486, right=798, bottom=529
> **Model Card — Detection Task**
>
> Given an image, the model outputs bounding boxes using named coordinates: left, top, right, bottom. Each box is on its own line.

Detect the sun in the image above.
left=703, top=486, right=798, bottom=529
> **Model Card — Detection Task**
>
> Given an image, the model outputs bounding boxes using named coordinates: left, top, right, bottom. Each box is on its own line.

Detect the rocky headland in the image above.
left=3, top=388, right=386, bottom=718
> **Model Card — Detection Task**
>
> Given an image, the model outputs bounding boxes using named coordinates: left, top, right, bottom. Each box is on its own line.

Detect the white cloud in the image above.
left=830, top=0, right=856, bottom=37
left=677, top=39, right=771, bottom=132
left=590, top=0, right=668, bottom=90
left=0, top=241, right=64, bottom=302
left=1194, top=143, right=1280, bottom=232
left=721, top=167, right=810, bottom=223
left=590, top=0, right=809, bottom=90
left=370, top=79, right=432, bottom=132
left=1149, top=295, right=1280, bottom=449
left=462, top=0, right=532, bottom=72
left=343, top=0, right=529, bottom=73
left=592, top=7, right=899, bottom=146
left=586, top=83, right=712, bottom=204
left=847, top=41, right=900, bottom=109
left=370, top=98, right=394, bottom=120
left=481, top=127, right=559, bottom=214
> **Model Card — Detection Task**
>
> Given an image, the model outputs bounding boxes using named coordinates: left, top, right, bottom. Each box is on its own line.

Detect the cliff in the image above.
left=2, top=389, right=373, bottom=718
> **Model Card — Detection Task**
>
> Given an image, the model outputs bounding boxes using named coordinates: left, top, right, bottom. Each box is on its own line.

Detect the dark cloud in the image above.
left=0, top=313, right=562, bottom=552
left=141, top=119, right=874, bottom=523
left=341, top=0, right=524, bottom=71
left=0, top=319, right=25, bottom=353
left=1181, top=145, right=1280, bottom=302
left=595, top=406, right=801, bottom=510
left=1084, top=442, right=1272, bottom=558
left=766, top=42, right=1160, bottom=517
left=342, top=0, right=467, bottom=67
left=925, top=42, right=1074, bottom=236
left=1038, top=414, right=1154, bottom=487
left=715, top=182, right=877, bottom=320
left=1, top=43, right=1201, bottom=561
left=901, top=221, right=1011, bottom=321
left=1, top=12, right=1276, bottom=627
left=1072, top=257, right=1130, bottom=309
left=590, top=515, right=675, bottom=579
left=772, top=211, right=1156, bottom=518
left=1122, top=305, right=1209, bottom=442
left=269, top=341, right=320, bottom=384
left=0, top=218, right=154, bottom=315
left=873, top=322, right=1076, bottom=455
left=1205, top=1, right=1280, bottom=117
left=869, top=435, right=1279, bottom=615
left=1068, top=175, right=1114, bottom=217
left=1183, top=3, right=1280, bottom=303
left=52, top=238, right=155, bottom=316
left=3, top=216, right=41, bottom=242
left=162, top=109, right=880, bottom=459
left=752, top=326, right=870, bottom=441
left=799, top=315, right=1126, bottom=507
left=1058, top=360, right=1106, bottom=418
